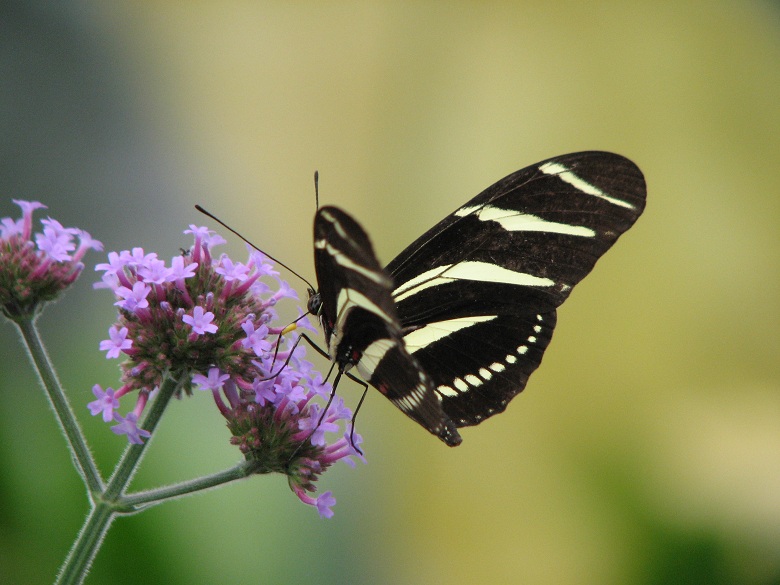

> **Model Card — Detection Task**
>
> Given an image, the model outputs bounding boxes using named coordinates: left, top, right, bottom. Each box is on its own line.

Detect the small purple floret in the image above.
left=99, top=326, right=133, bottom=358
left=182, top=306, right=218, bottom=334
left=111, top=412, right=151, bottom=444
left=87, top=385, right=120, bottom=422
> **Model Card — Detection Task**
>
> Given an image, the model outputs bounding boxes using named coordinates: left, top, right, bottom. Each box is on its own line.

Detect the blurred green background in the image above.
left=1, top=1, right=779, bottom=584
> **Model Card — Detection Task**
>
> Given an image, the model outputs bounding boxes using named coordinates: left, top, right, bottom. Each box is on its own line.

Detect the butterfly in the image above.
left=308, top=151, right=645, bottom=446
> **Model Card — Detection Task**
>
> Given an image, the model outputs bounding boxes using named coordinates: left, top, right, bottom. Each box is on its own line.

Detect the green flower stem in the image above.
left=16, top=317, right=103, bottom=494
left=55, top=503, right=114, bottom=585
left=103, top=374, right=182, bottom=501
left=117, top=462, right=257, bottom=512
left=56, top=374, right=182, bottom=585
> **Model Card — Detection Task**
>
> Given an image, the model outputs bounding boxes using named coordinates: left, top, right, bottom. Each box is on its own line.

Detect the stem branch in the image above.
left=118, top=461, right=256, bottom=512
left=17, top=317, right=103, bottom=494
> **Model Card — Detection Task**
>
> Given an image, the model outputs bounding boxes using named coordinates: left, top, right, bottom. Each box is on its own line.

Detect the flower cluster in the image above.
left=90, top=225, right=364, bottom=516
left=0, top=199, right=102, bottom=320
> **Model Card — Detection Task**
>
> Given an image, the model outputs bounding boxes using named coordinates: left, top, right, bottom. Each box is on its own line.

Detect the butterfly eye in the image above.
left=307, top=291, right=323, bottom=316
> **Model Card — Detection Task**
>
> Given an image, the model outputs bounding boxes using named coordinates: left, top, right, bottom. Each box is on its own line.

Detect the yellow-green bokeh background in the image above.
left=1, top=2, right=779, bottom=584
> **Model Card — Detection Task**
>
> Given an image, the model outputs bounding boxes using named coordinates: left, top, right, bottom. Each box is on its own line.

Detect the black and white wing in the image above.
left=386, top=151, right=646, bottom=427
left=313, top=207, right=462, bottom=445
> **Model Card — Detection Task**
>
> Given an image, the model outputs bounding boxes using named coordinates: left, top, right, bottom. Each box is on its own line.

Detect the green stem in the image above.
left=117, top=462, right=256, bottom=512
left=104, top=373, right=182, bottom=500
left=16, top=317, right=103, bottom=494
left=55, top=503, right=114, bottom=585
left=56, top=373, right=182, bottom=584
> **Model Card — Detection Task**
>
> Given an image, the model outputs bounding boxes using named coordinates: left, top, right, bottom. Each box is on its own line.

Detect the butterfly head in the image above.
left=306, top=288, right=322, bottom=317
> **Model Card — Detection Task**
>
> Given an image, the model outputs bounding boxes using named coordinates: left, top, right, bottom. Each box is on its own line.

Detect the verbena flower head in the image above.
left=0, top=199, right=102, bottom=320
left=91, top=224, right=364, bottom=516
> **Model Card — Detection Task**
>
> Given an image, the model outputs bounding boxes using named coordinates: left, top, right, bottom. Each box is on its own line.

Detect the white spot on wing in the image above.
left=404, top=315, right=497, bottom=353
left=319, top=209, right=351, bottom=241
left=315, top=239, right=391, bottom=286
left=394, top=262, right=554, bottom=303
left=336, top=288, right=393, bottom=326
left=455, top=205, right=596, bottom=237
left=330, top=288, right=395, bottom=354
left=392, top=382, right=429, bottom=413
left=465, top=374, right=482, bottom=387
left=438, top=385, right=459, bottom=397
left=356, top=338, right=395, bottom=381
left=539, top=161, right=635, bottom=210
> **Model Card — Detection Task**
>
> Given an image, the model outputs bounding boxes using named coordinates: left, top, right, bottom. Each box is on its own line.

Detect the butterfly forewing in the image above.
left=313, top=207, right=396, bottom=350
left=388, top=152, right=645, bottom=316
left=313, top=206, right=462, bottom=445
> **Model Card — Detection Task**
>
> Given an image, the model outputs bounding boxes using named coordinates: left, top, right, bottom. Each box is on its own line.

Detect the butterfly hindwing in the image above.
left=403, top=311, right=558, bottom=426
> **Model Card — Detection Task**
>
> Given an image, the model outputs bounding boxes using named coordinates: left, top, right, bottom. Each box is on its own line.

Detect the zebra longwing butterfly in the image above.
left=311, top=151, right=645, bottom=446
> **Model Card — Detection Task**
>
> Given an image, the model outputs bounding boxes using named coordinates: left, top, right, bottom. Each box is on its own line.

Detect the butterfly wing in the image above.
left=313, top=206, right=461, bottom=445
left=386, top=151, right=646, bottom=426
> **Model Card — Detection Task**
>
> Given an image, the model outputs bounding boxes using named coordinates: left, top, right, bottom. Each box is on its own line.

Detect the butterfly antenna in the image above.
left=194, top=204, right=315, bottom=292
left=314, top=170, right=320, bottom=210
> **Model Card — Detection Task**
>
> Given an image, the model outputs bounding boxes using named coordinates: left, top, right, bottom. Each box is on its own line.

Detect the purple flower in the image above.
left=247, top=249, right=279, bottom=279
left=316, top=492, right=337, bottom=519
left=35, top=218, right=79, bottom=261
left=100, top=326, right=133, bottom=358
left=111, top=411, right=151, bottom=445
left=192, top=368, right=230, bottom=392
left=118, top=248, right=149, bottom=267
left=137, top=258, right=171, bottom=284
left=72, top=230, right=102, bottom=262
left=289, top=487, right=337, bottom=519
left=308, top=374, right=333, bottom=399
left=11, top=200, right=46, bottom=239
left=215, top=255, right=250, bottom=282
left=241, top=318, right=272, bottom=356
left=168, top=255, right=197, bottom=282
left=87, top=385, right=120, bottom=422
left=252, top=378, right=277, bottom=406
left=184, top=225, right=226, bottom=249
left=339, top=431, right=366, bottom=467
left=299, top=404, right=340, bottom=447
left=114, top=281, right=151, bottom=312
left=0, top=200, right=102, bottom=319
left=182, top=306, right=218, bottom=335
left=92, top=223, right=364, bottom=516
left=94, top=251, right=128, bottom=288
left=0, top=216, right=22, bottom=238
left=295, top=311, right=319, bottom=334
left=271, top=279, right=299, bottom=302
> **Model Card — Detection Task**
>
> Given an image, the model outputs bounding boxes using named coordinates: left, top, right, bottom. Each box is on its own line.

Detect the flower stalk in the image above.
left=16, top=316, right=104, bottom=495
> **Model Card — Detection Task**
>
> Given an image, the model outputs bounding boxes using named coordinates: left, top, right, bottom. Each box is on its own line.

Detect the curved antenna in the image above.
left=194, top=204, right=316, bottom=292
left=314, top=170, right=319, bottom=210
